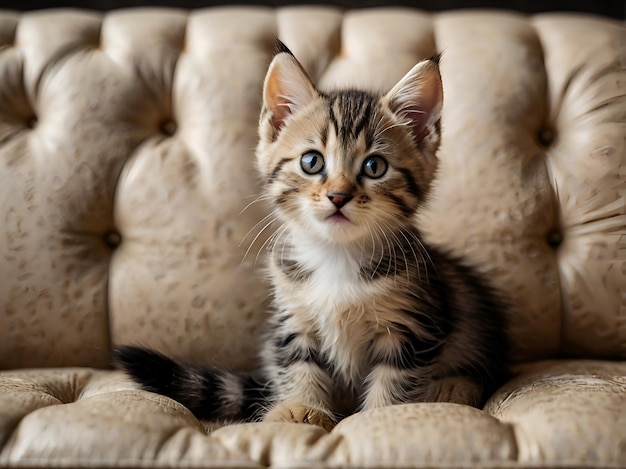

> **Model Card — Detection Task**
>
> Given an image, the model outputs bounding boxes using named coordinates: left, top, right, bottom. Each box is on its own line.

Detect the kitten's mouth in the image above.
left=327, top=210, right=350, bottom=223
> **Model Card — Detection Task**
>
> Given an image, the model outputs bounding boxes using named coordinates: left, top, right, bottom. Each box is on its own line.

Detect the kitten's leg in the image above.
left=360, top=365, right=429, bottom=411
left=428, top=375, right=483, bottom=407
left=262, top=330, right=336, bottom=430
left=263, top=366, right=336, bottom=430
left=361, top=327, right=444, bottom=410
left=361, top=366, right=484, bottom=410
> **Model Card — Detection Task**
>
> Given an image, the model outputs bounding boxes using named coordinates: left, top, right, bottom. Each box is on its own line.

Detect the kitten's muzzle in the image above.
left=327, top=192, right=353, bottom=209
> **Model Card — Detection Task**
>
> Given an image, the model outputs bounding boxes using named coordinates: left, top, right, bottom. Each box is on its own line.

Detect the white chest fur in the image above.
left=292, top=241, right=367, bottom=305
left=284, top=240, right=385, bottom=383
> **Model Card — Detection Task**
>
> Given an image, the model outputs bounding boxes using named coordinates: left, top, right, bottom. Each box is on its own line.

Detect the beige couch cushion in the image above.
left=1, top=360, right=625, bottom=466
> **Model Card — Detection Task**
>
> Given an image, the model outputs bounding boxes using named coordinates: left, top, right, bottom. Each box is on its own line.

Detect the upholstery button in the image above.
left=546, top=227, right=563, bottom=248
left=160, top=119, right=177, bottom=136
left=26, top=115, right=38, bottom=129
left=538, top=128, right=555, bottom=147
left=103, top=230, right=122, bottom=249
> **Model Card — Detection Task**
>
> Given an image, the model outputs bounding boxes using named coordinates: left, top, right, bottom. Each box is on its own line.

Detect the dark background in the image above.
left=1, top=0, right=624, bottom=18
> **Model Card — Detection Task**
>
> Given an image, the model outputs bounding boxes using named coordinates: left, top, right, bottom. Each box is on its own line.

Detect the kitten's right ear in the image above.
left=263, top=49, right=318, bottom=133
left=384, top=56, right=443, bottom=151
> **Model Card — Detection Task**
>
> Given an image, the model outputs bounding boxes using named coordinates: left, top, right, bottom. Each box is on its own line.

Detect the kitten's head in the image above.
left=256, top=46, right=443, bottom=246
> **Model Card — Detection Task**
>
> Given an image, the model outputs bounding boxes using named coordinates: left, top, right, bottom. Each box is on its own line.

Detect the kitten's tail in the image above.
left=112, top=345, right=271, bottom=421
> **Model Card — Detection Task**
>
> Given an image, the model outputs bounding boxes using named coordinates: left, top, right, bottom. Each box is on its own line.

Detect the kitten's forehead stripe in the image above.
left=352, top=98, right=373, bottom=142
left=320, top=123, right=329, bottom=148
left=325, top=91, right=377, bottom=148
left=327, top=98, right=340, bottom=139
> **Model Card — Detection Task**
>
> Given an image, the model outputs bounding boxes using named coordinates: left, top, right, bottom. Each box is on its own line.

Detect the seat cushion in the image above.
left=1, top=360, right=624, bottom=467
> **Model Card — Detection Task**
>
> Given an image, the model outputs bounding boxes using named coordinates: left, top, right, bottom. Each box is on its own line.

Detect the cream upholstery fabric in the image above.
left=0, top=6, right=624, bottom=468
left=1, top=361, right=625, bottom=466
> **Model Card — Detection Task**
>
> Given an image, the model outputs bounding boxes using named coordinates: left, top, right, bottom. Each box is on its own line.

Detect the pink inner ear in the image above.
left=271, top=95, right=305, bottom=131
left=401, top=104, right=433, bottom=144
left=266, top=77, right=292, bottom=132
left=263, top=54, right=318, bottom=134
left=269, top=98, right=291, bottom=132
left=386, top=59, right=443, bottom=146
left=398, top=84, right=442, bottom=146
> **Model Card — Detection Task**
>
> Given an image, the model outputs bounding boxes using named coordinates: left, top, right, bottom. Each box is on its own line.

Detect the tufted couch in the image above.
left=1, top=5, right=625, bottom=468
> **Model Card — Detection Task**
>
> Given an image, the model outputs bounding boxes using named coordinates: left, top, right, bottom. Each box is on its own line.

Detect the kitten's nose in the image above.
left=327, top=192, right=353, bottom=209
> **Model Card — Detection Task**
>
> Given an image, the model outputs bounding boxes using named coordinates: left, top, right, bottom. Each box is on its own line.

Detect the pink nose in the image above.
left=327, top=192, right=353, bottom=209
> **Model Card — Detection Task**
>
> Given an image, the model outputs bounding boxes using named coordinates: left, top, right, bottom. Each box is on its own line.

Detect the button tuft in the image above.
left=26, top=115, right=38, bottom=129
left=103, top=230, right=122, bottom=249
left=160, top=119, right=177, bottom=136
left=538, top=128, right=555, bottom=147
left=546, top=227, right=563, bottom=249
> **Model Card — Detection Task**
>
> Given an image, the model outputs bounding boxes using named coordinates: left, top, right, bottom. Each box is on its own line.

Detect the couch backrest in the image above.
left=0, top=7, right=623, bottom=370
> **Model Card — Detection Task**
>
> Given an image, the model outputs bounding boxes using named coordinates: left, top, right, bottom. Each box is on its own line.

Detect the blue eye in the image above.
left=362, top=155, right=388, bottom=179
left=300, top=151, right=325, bottom=175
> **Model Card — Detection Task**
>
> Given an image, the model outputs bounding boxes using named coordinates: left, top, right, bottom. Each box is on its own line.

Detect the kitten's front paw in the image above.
left=264, top=401, right=336, bottom=431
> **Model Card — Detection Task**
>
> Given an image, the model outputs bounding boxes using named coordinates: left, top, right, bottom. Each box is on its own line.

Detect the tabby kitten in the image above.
left=115, top=44, right=509, bottom=431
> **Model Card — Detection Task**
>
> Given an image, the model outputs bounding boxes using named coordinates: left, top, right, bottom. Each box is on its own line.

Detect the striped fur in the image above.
left=114, top=45, right=510, bottom=430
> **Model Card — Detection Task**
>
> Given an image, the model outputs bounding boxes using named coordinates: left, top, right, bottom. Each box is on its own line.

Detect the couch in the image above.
left=0, top=5, right=624, bottom=468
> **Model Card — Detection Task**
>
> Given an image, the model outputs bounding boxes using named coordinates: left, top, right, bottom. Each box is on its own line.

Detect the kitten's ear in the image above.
left=384, top=57, right=443, bottom=149
left=263, top=49, right=318, bottom=133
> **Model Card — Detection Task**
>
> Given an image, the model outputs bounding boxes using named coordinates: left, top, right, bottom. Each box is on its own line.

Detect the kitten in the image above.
left=114, top=44, right=510, bottom=431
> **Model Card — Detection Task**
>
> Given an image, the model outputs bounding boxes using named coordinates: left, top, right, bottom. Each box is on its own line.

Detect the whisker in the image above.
left=367, top=220, right=378, bottom=271
left=239, top=209, right=280, bottom=248
left=267, top=223, right=288, bottom=255
left=387, top=227, right=410, bottom=285
left=239, top=194, right=272, bottom=216
left=397, top=228, right=421, bottom=284
left=364, top=220, right=385, bottom=279
left=373, top=220, right=397, bottom=280
left=256, top=224, right=287, bottom=268
left=403, top=228, right=439, bottom=281
left=374, top=121, right=410, bottom=139
left=241, top=215, right=280, bottom=265
left=279, top=229, right=290, bottom=272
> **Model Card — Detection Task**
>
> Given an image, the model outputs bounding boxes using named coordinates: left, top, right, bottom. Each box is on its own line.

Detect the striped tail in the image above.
left=113, top=345, right=270, bottom=421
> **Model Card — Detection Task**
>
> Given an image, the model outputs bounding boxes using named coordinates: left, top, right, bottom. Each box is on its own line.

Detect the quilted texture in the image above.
left=0, top=6, right=624, bottom=468
left=1, top=360, right=625, bottom=466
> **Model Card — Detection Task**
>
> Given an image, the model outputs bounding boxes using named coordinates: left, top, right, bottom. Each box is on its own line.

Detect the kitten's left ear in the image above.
left=384, top=56, right=443, bottom=150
